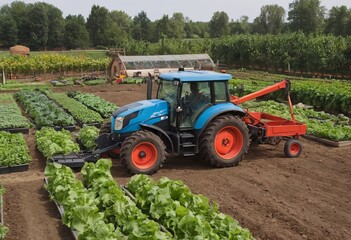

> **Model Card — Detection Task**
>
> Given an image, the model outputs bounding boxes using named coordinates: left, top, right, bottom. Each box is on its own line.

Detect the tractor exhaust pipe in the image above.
left=146, top=72, right=153, bottom=100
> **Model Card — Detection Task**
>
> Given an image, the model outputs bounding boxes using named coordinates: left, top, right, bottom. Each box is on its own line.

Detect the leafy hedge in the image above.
left=0, top=131, right=31, bottom=166
left=229, top=79, right=351, bottom=115
left=15, top=90, right=75, bottom=127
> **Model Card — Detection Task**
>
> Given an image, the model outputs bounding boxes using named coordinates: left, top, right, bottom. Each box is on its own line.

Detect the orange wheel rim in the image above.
left=290, top=143, right=300, bottom=155
left=131, top=142, right=158, bottom=169
left=214, top=126, right=243, bottom=159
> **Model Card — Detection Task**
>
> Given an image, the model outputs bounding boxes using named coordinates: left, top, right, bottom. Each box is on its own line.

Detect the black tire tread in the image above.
left=199, top=115, right=250, bottom=167
left=120, top=130, right=166, bottom=175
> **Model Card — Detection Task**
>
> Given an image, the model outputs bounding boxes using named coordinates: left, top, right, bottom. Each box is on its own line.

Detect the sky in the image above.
left=1, top=0, right=350, bottom=21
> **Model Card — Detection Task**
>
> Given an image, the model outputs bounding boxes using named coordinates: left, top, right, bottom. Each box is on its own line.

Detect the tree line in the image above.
left=0, top=0, right=350, bottom=50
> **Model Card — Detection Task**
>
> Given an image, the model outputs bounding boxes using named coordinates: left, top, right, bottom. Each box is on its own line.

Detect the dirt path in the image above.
left=0, top=83, right=350, bottom=240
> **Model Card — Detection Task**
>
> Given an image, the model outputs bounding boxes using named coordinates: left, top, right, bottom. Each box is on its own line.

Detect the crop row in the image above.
left=35, top=128, right=79, bottom=159
left=229, top=79, right=351, bottom=115
left=15, top=90, right=75, bottom=128
left=0, top=131, right=31, bottom=167
left=0, top=94, right=31, bottom=130
left=241, top=100, right=351, bottom=141
left=44, top=91, right=103, bottom=124
left=77, top=126, right=99, bottom=151
left=45, top=159, right=254, bottom=240
left=0, top=186, right=8, bottom=239
left=126, top=174, right=253, bottom=240
left=44, top=162, right=126, bottom=239
left=69, top=91, right=117, bottom=118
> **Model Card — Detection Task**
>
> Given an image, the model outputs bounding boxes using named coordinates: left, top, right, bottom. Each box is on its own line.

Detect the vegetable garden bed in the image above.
left=35, top=128, right=80, bottom=159
left=44, top=159, right=254, bottom=240
left=44, top=92, right=103, bottom=125
left=15, top=90, right=76, bottom=129
left=0, top=186, right=8, bottom=239
left=0, top=131, right=31, bottom=174
left=0, top=94, right=31, bottom=133
left=68, top=91, right=118, bottom=118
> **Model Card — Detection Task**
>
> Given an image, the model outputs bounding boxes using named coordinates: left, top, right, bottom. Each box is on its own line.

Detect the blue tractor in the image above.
left=54, top=69, right=250, bottom=174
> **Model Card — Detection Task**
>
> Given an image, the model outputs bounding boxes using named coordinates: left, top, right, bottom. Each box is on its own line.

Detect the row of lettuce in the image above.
left=35, top=126, right=99, bottom=159
left=229, top=78, right=351, bottom=116
left=0, top=125, right=98, bottom=168
left=45, top=159, right=254, bottom=239
left=0, top=186, right=8, bottom=239
left=8, top=90, right=117, bottom=129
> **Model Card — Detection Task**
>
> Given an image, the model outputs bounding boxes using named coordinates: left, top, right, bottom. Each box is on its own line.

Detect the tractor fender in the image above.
left=194, top=103, right=246, bottom=136
left=139, top=123, right=174, bottom=153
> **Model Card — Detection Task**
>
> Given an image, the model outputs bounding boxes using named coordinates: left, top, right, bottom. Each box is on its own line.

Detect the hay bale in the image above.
left=9, top=45, right=30, bottom=56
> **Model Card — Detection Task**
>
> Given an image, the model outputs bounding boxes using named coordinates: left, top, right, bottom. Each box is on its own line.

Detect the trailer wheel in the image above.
left=199, top=115, right=249, bottom=167
left=120, top=130, right=166, bottom=175
left=284, top=139, right=302, bottom=158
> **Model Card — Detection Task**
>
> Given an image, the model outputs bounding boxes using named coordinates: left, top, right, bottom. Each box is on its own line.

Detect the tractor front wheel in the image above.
left=120, top=130, right=166, bottom=175
left=200, top=115, right=249, bottom=167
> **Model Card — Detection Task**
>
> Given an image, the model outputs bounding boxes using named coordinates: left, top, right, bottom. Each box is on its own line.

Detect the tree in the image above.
left=64, top=15, right=90, bottom=49
left=169, top=12, right=185, bottom=38
left=256, top=5, right=285, bottom=34
left=154, top=15, right=172, bottom=40
left=209, top=11, right=229, bottom=37
left=131, top=11, right=151, bottom=41
left=27, top=3, right=49, bottom=49
left=4, top=1, right=29, bottom=46
left=86, top=5, right=110, bottom=47
left=288, top=0, right=326, bottom=34
left=109, top=10, right=132, bottom=43
left=0, top=14, right=18, bottom=47
left=325, top=6, right=351, bottom=36
left=45, top=3, right=65, bottom=49
left=230, top=16, right=251, bottom=34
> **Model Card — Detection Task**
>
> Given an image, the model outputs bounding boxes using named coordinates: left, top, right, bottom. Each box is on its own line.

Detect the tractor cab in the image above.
left=157, top=70, right=234, bottom=131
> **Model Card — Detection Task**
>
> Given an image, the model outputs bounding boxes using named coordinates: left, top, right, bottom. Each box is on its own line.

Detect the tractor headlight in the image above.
left=114, top=116, right=124, bottom=130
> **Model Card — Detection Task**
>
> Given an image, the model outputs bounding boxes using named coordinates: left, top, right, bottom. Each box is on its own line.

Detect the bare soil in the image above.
left=0, top=83, right=350, bottom=240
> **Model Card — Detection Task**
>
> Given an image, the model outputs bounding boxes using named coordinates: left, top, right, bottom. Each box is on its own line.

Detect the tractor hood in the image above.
left=111, top=99, right=168, bottom=134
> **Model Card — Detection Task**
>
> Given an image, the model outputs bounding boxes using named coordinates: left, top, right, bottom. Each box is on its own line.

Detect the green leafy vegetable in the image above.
left=36, top=128, right=79, bottom=158
left=0, top=131, right=31, bottom=167
left=78, top=126, right=99, bottom=150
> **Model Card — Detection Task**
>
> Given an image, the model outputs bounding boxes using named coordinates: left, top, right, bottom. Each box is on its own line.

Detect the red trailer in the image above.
left=231, top=79, right=307, bottom=157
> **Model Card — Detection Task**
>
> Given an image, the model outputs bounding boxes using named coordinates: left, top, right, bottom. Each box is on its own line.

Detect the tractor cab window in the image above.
left=180, top=82, right=211, bottom=128
left=157, top=80, right=178, bottom=126
left=214, top=81, right=229, bottom=102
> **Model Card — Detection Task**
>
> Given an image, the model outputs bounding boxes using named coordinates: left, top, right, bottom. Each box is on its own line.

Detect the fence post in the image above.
left=1, top=68, right=5, bottom=85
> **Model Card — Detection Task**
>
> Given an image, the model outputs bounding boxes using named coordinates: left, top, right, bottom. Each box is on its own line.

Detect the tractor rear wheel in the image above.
left=199, top=115, right=249, bottom=167
left=120, top=130, right=166, bottom=175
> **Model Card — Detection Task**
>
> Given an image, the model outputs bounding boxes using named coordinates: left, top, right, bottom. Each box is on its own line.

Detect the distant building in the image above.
left=109, top=54, right=215, bottom=79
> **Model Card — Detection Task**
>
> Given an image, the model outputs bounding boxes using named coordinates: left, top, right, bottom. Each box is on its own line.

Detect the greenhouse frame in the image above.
left=110, top=54, right=215, bottom=78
